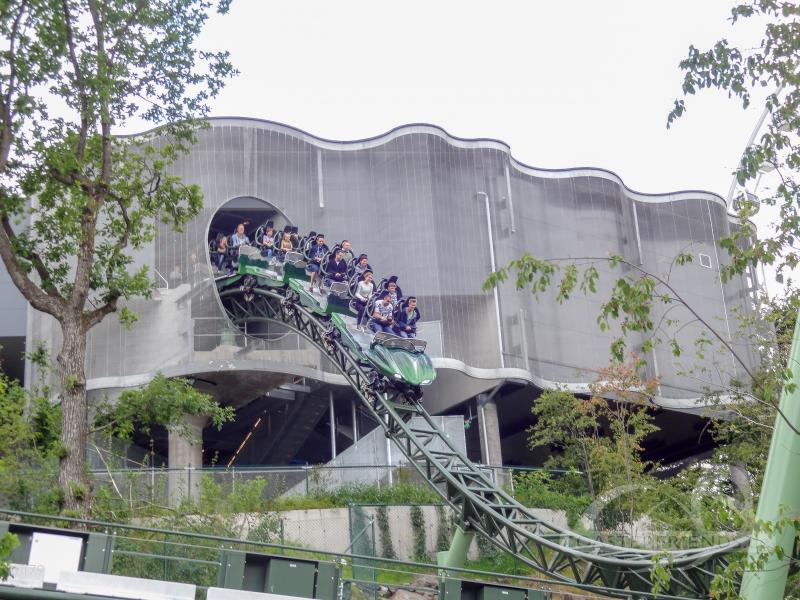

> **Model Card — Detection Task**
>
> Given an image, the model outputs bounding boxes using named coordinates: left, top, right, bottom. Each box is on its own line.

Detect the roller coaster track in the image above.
left=219, top=285, right=748, bottom=598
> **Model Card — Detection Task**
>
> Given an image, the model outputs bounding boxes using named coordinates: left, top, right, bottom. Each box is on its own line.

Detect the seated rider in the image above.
left=393, top=297, right=420, bottom=338
left=326, top=248, right=348, bottom=286
left=354, top=271, right=374, bottom=331
left=353, top=254, right=370, bottom=277
left=369, top=291, right=394, bottom=334
left=230, top=223, right=250, bottom=249
left=215, top=235, right=230, bottom=272
left=278, top=231, right=293, bottom=260
left=386, top=276, right=402, bottom=307
left=261, top=225, right=276, bottom=260
left=340, top=240, right=356, bottom=264
left=307, top=233, right=329, bottom=293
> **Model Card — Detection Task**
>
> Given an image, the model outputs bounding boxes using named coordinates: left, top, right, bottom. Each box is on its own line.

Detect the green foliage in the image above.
left=0, top=0, right=235, bottom=310
left=0, top=533, right=18, bottom=581
left=0, top=0, right=235, bottom=514
left=92, top=373, right=234, bottom=442
left=435, top=504, right=451, bottom=552
left=527, top=361, right=660, bottom=533
left=272, top=481, right=440, bottom=512
left=0, top=372, right=61, bottom=513
left=108, top=474, right=280, bottom=587
left=409, top=505, right=428, bottom=562
left=484, top=253, right=735, bottom=365
left=668, top=2, right=800, bottom=285
left=512, top=471, right=592, bottom=528
left=375, top=506, right=396, bottom=560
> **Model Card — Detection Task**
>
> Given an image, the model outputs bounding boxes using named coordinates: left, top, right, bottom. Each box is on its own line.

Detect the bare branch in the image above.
left=544, top=255, right=756, bottom=381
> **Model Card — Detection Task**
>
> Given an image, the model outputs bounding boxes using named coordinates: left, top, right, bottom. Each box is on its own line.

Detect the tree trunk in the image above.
left=57, top=314, right=91, bottom=517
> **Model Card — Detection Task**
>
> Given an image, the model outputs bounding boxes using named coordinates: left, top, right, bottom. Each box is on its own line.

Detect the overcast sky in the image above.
left=198, top=0, right=769, bottom=198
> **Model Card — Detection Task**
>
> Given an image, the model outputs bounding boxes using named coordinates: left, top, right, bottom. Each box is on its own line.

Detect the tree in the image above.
left=528, top=387, right=605, bottom=513
left=668, top=2, right=800, bottom=284
left=528, top=359, right=659, bottom=535
left=0, top=0, right=235, bottom=515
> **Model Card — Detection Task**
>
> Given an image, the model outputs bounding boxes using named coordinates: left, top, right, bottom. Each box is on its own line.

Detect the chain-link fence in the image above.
left=89, top=464, right=574, bottom=507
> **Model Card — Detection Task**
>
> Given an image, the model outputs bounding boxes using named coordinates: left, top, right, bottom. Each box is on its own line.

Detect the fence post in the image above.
left=163, top=535, right=168, bottom=580
left=187, top=467, right=192, bottom=504
left=280, top=519, right=285, bottom=555
left=305, top=466, right=309, bottom=494
left=231, top=467, right=236, bottom=494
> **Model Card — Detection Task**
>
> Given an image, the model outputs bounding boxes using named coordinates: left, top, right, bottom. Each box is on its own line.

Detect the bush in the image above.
left=272, top=481, right=440, bottom=511
left=512, top=470, right=592, bottom=527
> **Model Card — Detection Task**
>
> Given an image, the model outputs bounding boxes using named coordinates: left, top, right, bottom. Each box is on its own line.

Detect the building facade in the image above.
left=24, top=118, right=760, bottom=410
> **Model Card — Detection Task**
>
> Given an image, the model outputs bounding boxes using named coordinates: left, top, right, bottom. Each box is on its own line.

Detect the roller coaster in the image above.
left=212, top=232, right=748, bottom=598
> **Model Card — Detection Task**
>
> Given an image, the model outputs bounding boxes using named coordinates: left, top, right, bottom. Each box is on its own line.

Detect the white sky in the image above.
left=199, top=0, right=769, bottom=198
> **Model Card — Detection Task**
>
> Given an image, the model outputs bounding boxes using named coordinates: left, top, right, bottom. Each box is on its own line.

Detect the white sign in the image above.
left=28, top=532, right=83, bottom=584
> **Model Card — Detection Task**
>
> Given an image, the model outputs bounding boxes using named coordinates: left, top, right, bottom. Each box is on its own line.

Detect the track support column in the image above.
left=437, top=526, right=474, bottom=570
left=740, top=316, right=800, bottom=599
left=168, top=414, right=208, bottom=506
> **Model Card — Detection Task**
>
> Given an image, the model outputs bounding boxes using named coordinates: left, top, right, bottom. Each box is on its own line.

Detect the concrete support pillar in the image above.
left=477, top=393, right=506, bottom=487
left=168, top=414, right=208, bottom=506
left=329, top=391, right=336, bottom=460
left=351, top=398, right=359, bottom=443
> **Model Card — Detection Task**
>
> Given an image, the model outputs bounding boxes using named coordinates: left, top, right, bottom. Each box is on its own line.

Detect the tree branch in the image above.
left=0, top=215, right=62, bottom=318
left=0, top=216, right=60, bottom=298
left=545, top=255, right=756, bottom=381
left=83, top=296, right=118, bottom=329
left=0, top=1, right=29, bottom=171
left=87, top=0, right=111, bottom=186
left=61, top=0, right=90, bottom=161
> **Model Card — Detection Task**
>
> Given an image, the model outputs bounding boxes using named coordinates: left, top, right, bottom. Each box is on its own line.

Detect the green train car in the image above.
left=214, top=243, right=436, bottom=398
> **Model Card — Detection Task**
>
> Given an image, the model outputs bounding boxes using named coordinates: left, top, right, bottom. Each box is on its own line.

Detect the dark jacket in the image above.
left=394, top=306, right=420, bottom=333
left=326, top=257, right=348, bottom=281
left=307, top=242, right=329, bottom=262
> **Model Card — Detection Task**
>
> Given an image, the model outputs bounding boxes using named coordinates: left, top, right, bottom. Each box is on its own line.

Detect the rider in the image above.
left=340, top=240, right=356, bottom=264
left=354, top=271, right=374, bottom=331
left=278, top=231, right=293, bottom=261
left=369, top=291, right=394, bottom=334
left=353, top=254, right=370, bottom=277
left=261, top=225, right=276, bottom=260
left=307, top=233, right=329, bottom=293
left=393, top=297, right=420, bottom=338
left=215, top=235, right=230, bottom=272
left=326, top=248, right=348, bottom=286
left=386, top=276, right=402, bottom=307
left=230, top=223, right=250, bottom=249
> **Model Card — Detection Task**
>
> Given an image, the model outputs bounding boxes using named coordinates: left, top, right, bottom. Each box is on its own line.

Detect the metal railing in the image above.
left=0, top=509, right=649, bottom=600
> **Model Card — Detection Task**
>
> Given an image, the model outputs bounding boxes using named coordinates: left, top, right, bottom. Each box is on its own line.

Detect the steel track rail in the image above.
left=218, top=286, right=747, bottom=597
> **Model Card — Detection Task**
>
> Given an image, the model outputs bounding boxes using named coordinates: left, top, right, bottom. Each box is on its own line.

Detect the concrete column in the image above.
left=477, top=394, right=506, bottom=487
left=329, top=391, right=336, bottom=460
left=351, top=398, right=359, bottom=443
left=168, top=414, right=208, bottom=506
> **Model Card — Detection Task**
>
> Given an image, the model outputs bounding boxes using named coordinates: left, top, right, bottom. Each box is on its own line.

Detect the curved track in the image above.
left=219, top=285, right=747, bottom=597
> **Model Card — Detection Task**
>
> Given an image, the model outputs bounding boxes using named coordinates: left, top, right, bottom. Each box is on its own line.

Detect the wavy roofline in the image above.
left=128, top=116, right=737, bottom=214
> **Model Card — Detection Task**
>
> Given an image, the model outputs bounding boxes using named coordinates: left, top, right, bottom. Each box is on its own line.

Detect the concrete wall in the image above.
left=233, top=504, right=570, bottom=562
